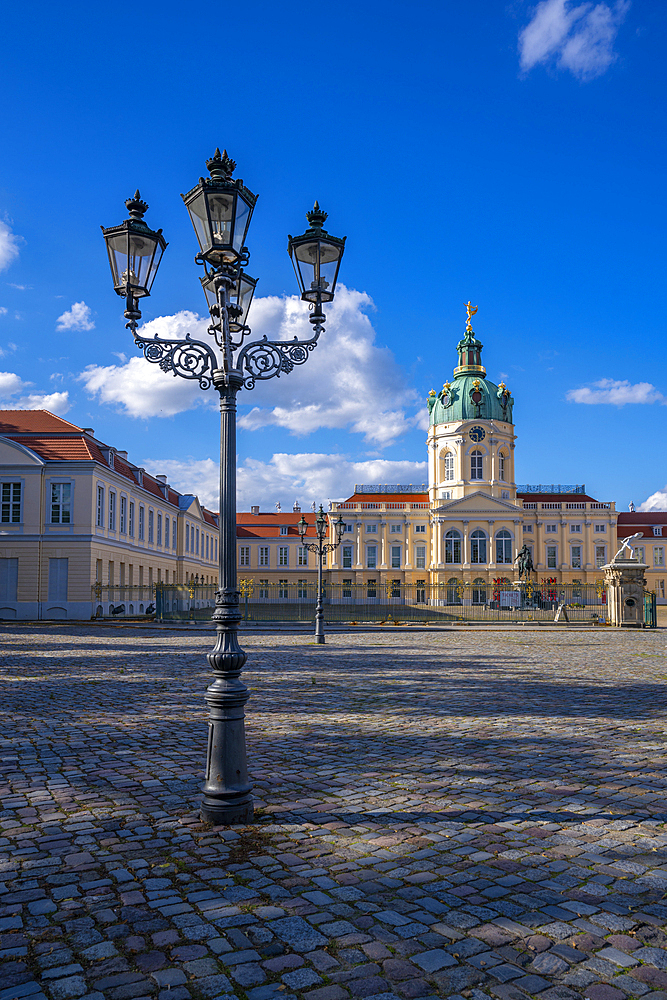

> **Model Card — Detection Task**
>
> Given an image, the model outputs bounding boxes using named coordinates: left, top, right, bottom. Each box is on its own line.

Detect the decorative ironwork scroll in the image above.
left=236, top=333, right=319, bottom=390
left=134, top=332, right=218, bottom=390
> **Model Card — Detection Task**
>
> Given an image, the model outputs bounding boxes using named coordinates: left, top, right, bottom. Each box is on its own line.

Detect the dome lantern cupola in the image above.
left=454, top=301, right=486, bottom=377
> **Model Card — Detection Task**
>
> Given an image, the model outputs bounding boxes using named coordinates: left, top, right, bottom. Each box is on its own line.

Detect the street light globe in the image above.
left=182, top=149, right=257, bottom=266
left=288, top=202, right=346, bottom=304
left=101, top=191, right=167, bottom=300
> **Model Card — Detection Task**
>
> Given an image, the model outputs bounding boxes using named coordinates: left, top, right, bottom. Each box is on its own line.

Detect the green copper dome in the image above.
left=427, top=311, right=514, bottom=426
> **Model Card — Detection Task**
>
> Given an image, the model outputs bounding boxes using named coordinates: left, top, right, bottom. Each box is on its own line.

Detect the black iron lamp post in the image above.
left=101, top=150, right=345, bottom=825
left=298, top=506, right=345, bottom=644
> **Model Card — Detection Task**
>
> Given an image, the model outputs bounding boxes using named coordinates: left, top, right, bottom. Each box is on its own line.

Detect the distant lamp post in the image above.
left=298, top=506, right=345, bottom=644
left=101, top=150, right=346, bottom=825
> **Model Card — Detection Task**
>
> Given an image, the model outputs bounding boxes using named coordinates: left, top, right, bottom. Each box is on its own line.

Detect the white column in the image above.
left=354, top=521, right=362, bottom=569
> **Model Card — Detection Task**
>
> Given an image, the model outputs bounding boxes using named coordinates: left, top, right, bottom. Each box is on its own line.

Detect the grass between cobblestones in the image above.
left=1, top=623, right=667, bottom=1000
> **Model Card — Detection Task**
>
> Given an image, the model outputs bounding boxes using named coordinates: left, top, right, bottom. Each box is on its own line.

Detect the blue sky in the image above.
left=0, top=0, right=665, bottom=511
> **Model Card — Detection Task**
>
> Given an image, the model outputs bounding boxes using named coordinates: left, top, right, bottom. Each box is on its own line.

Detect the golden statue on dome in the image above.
left=465, top=301, right=478, bottom=331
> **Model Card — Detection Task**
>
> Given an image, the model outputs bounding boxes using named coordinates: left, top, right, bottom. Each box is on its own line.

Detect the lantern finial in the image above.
left=125, top=190, right=149, bottom=221
left=306, top=202, right=328, bottom=228
left=207, top=148, right=236, bottom=182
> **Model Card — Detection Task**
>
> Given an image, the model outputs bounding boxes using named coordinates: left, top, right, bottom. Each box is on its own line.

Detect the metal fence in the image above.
left=148, top=580, right=610, bottom=623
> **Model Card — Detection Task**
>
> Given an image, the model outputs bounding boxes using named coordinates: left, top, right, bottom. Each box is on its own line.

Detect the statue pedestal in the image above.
left=603, top=558, right=648, bottom=627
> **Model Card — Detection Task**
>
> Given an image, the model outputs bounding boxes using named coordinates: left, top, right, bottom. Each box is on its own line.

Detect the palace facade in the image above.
left=0, top=410, right=219, bottom=619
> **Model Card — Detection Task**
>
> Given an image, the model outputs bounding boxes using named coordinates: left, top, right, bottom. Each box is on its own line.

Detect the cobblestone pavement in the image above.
left=2, top=624, right=667, bottom=1000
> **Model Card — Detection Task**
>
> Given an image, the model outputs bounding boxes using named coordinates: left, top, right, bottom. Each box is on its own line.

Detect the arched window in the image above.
left=470, top=529, right=487, bottom=564
left=471, top=450, right=483, bottom=480
left=444, top=452, right=454, bottom=481
left=499, top=452, right=507, bottom=481
left=447, top=577, right=462, bottom=605
left=445, top=529, right=461, bottom=564
left=496, top=529, right=512, bottom=564
left=472, top=577, right=486, bottom=605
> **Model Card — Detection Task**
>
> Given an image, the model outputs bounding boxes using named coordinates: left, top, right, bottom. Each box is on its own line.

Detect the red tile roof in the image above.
left=618, top=512, right=667, bottom=538
left=0, top=410, right=83, bottom=433
left=517, top=492, right=601, bottom=503
left=6, top=435, right=103, bottom=462
left=340, top=493, right=428, bottom=503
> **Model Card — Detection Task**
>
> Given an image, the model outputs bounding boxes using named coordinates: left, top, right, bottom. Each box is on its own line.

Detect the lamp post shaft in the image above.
left=315, top=546, right=324, bottom=644
left=201, top=369, right=253, bottom=825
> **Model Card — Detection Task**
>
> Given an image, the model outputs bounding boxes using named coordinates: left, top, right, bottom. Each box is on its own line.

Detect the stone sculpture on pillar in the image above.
left=603, top=533, right=647, bottom=628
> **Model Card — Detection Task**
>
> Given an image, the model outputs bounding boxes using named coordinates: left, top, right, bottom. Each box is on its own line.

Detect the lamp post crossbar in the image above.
left=101, top=150, right=345, bottom=825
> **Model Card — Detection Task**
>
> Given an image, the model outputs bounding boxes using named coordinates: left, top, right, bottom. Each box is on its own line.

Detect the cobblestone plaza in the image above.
left=2, top=624, right=667, bottom=1000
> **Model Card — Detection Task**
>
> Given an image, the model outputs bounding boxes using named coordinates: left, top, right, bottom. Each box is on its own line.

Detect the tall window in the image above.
left=148, top=510, right=154, bottom=543
left=214, top=538, right=218, bottom=561
left=342, top=545, right=352, bottom=568
left=470, top=451, right=483, bottom=480
left=1, top=483, right=21, bottom=523
left=129, top=502, right=135, bottom=537
left=259, top=546, right=269, bottom=567
left=279, top=546, right=289, bottom=566
left=185, top=523, right=190, bottom=551
left=96, top=485, right=104, bottom=527
left=391, top=545, right=401, bottom=568
left=279, top=579, right=289, bottom=599
left=496, top=529, right=512, bottom=564
left=445, top=528, right=461, bottom=563
left=297, top=579, right=308, bottom=599
left=547, top=545, right=558, bottom=569
left=444, top=452, right=454, bottom=481
left=259, top=579, right=269, bottom=598
left=367, top=579, right=377, bottom=599
left=157, top=513, right=162, bottom=546
left=595, top=545, right=606, bottom=567
left=196, top=528, right=199, bottom=554
left=636, top=546, right=645, bottom=563
left=470, top=529, right=487, bottom=564
left=367, top=545, right=377, bottom=569
left=172, top=518, right=177, bottom=549
left=655, top=547, right=665, bottom=568
left=447, top=577, right=462, bottom=605
left=342, top=579, right=352, bottom=598
left=415, top=545, right=426, bottom=569
left=571, top=545, right=582, bottom=569
left=472, top=577, right=486, bottom=605
left=297, top=546, right=308, bottom=566
left=390, top=579, right=401, bottom=598
left=206, top=535, right=209, bottom=560
left=499, top=453, right=506, bottom=481
left=191, top=526, right=195, bottom=552
left=165, top=516, right=169, bottom=548
left=50, top=483, right=71, bottom=524
left=108, top=491, right=116, bottom=530
left=416, top=579, right=426, bottom=603
left=120, top=496, right=127, bottom=534
left=239, top=546, right=250, bottom=566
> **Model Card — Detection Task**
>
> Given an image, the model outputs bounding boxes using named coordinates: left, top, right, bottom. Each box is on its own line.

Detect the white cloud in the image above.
left=566, top=378, right=665, bottom=405
left=519, top=0, right=630, bottom=80
left=0, top=307, right=7, bottom=316
left=79, top=290, right=422, bottom=446
left=638, top=489, right=667, bottom=513
left=141, top=452, right=428, bottom=511
left=56, top=301, right=95, bottom=331
left=79, top=310, right=209, bottom=418
left=0, top=370, right=70, bottom=414
left=0, top=221, right=20, bottom=272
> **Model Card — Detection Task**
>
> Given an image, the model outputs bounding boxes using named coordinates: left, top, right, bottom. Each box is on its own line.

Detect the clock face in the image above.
left=442, top=393, right=450, bottom=407
left=469, top=425, right=486, bottom=443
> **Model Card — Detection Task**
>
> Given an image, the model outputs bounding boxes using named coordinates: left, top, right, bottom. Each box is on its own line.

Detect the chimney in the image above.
left=82, top=427, right=95, bottom=435
left=251, top=505, right=259, bottom=515
left=117, top=450, right=128, bottom=461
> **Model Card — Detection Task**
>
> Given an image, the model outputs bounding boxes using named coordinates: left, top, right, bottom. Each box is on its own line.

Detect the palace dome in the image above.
left=427, top=309, right=514, bottom=426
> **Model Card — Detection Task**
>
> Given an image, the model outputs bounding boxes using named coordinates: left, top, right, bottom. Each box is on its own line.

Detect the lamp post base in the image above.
left=200, top=795, right=254, bottom=826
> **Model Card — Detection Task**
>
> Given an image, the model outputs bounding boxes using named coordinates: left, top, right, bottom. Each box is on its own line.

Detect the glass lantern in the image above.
left=288, top=203, right=346, bottom=303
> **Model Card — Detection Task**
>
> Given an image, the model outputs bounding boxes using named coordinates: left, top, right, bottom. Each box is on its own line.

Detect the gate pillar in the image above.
left=603, top=558, right=648, bottom=627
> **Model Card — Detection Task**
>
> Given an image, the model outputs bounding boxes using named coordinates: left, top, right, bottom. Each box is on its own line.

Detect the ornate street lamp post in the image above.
left=298, top=506, right=345, bottom=644
left=102, top=150, right=346, bottom=825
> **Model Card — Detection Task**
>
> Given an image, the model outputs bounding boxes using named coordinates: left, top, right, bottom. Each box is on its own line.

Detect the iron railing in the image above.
left=149, top=580, right=609, bottom=623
